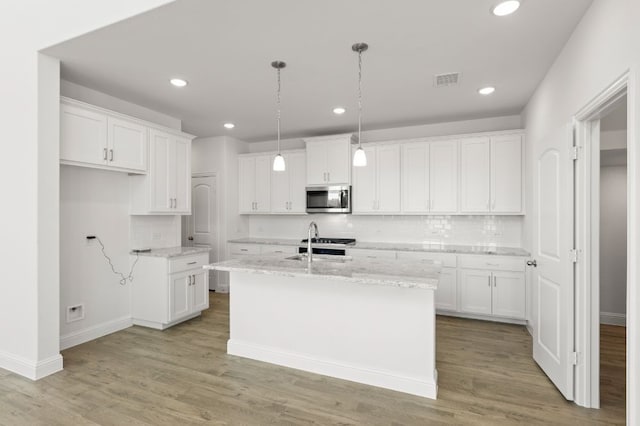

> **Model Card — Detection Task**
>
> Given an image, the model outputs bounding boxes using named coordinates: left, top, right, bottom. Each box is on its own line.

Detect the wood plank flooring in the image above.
left=0, top=293, right=626, bottom=425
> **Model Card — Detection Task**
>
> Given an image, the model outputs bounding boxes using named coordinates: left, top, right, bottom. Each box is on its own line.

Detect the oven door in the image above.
left=306, top=186, right=351, bottom=213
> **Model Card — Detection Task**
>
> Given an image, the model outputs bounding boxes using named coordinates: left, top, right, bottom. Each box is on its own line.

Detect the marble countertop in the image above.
left=227, top=238, right=529, bottom=257
left=206, top=253, right=440, bottom=290
left=130, top=246, right=210, bottom=258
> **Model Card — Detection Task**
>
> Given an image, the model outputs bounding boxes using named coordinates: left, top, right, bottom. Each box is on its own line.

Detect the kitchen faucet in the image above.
left=307, top=221, right=319, bottom=264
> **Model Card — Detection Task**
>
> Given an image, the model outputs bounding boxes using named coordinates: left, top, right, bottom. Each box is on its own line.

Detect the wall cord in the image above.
left=94, top=236, right=139, bottom=286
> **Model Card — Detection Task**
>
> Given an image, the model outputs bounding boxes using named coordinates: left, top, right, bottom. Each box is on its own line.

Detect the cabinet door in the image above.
left=491, top=135, right=523, bottom=213
left=352, top=147, right=377, bottom=213
left=305, top=141, right=327, bottom=185
left=107, top=117, right=147, bottom=172
left=435, top=267, right=458, bottom=311
left=492, top=271, right=526, bottom=319
left=459, top=269, right=492, bottom=315
left=288, top=152, right=307, bottom=213
left=254, top=155, right=271, bottom=213
left=149, top=129, right=172, bottom=212
left=401, top=143, right=429, bottom=213
left=376, top=144, right=401, bottom=213
left=325, top=139, right=351, bottom=184
left=430, top=140, right=458, bottom=213
left=238, top=157, right=256, bottom=213
left=169, top=273, right=191, bottom=321
left=60, top=103, right=107, bottom=166
left=173, top=137, right=191, bottom=213
left=271, top=154, right=290, bottom=213
left=191, top=271, right=209, bottom=313
left=460, top=138, right=491, bottom=213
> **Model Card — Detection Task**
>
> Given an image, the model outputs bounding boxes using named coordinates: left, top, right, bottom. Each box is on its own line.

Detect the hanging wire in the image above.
left=276, top=64, right=282, bottom=154
left=357, top=47, right=363, bottom=148
left=95, top=236, right=139, bottom=286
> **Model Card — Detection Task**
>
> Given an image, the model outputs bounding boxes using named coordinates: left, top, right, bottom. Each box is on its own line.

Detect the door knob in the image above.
left=188, top=236, right=194, bottom=241
left=527, top=260, right=537, bottom=267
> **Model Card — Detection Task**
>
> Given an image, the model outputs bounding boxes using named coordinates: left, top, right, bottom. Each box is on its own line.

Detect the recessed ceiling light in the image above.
left=170, top=78, right=188, bottom=87
left=333, top=107, right=346, bottom=115
left=492, top=1, right=520, bottom=16
left=223, top=123, right=235, bottom=129
left=478, top=86, right=496, bottom=95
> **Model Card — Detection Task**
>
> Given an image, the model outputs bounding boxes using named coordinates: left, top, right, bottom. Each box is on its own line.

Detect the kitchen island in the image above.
left=205, top=253, right=440, bottom=399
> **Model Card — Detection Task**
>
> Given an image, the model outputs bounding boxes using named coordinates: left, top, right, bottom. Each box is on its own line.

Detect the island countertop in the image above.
left=205, top=253, right=440, bottom=290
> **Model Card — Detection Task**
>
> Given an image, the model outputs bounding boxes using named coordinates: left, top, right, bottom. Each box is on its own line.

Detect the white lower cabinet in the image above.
left=459, top=269, right=493, bottom=315
left=228, top=242, right=298, bottom=259
left=132, top=253, right=209, bottom=329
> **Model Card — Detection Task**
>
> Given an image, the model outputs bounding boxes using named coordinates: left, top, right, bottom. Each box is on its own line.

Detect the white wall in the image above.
left=0, top=0, right=174, bottom=379
left=599, top=165, right=627, bottom=320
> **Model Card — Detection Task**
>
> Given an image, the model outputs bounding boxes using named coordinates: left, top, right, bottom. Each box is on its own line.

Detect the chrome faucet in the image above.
left=307, top=221, right=319, bottom=264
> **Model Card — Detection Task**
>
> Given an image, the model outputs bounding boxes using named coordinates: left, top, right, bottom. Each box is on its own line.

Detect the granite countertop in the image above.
left=130, top=246, right=210, bottom=258
left=206, top=253, right=440, bottom=290
left=227, top=238, right=530, bottom=257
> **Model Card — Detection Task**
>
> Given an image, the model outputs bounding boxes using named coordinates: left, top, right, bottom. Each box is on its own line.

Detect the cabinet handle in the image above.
left=103, top=148, right=108, bottom=161
left=327, top=172, right=330, bottom=182
left=192, top=274, right=196, bottom=285
left=188, top=275, right=192, bottom=285
left=488, top=276, right=491, bottom=287
left=494, top=276, right=497, bottom=287
left=240, top=249, right=248, bottom=252
left=109, top=149, right=114, bottom=162
left=187, top=261, right=197, bottom=265
left=492, top=198, right=496, bottom=210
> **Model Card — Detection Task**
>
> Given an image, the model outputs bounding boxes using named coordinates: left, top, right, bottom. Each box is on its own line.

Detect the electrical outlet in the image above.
left=66, top=304, right=84, bottom=323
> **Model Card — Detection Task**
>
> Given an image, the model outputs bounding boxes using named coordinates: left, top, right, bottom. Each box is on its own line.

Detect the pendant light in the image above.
left=272, top=60, right=286, bottom=171
left=352, top=42, right=368, bottom=167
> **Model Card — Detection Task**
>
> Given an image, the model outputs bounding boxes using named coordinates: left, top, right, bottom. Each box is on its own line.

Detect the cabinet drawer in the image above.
left=459, top=255, right=525, bottom=272
left=228, top=243, right=261, bottom=256
left=168, top=254, right=209, bottom=274
left=260, top=244, right=298, bottom=255
left=348, top=248, right=397, bottom=260
left=396, top=251, right=457, bottom=268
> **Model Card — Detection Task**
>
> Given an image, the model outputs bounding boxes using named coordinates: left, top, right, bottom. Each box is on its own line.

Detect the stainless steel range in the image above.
left=298, top=237, right=356, bottom=256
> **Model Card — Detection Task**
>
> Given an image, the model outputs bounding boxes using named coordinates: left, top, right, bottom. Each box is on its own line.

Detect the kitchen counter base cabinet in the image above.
left=132, top=253, right=209, bottom=330
left=226, top=271, right=437, bottom=399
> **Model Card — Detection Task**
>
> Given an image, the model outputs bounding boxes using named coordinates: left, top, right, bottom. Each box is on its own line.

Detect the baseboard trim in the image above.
left=600, top=312, right=626, bottom=326
left=227, top=339, right=438, bottom=399
left=436, top=310, right=527, bottom=325
left=60, top=315, right=133, bottom=350
left=0, top=351, right=63, bottom=380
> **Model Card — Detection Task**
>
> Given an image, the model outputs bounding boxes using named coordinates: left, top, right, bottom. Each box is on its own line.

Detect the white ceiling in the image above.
left=45, top=0, right=592, bottom=141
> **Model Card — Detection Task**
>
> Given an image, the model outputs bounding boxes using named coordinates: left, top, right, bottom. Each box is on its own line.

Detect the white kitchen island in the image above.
left=205, top=253, right=440, bottom=399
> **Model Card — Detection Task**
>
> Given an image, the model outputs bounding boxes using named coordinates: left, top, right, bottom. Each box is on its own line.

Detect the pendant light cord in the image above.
left=276, top=66, right=281, bottom=154
left=357, top=49, right=363, bottom=148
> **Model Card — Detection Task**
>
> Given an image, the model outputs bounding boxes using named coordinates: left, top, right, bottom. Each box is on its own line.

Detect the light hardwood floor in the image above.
left=0, top=293, right=626, bottom=425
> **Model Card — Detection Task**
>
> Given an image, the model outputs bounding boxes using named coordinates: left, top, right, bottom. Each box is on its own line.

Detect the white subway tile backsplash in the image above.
left=130, top=216, right=181, bottom=249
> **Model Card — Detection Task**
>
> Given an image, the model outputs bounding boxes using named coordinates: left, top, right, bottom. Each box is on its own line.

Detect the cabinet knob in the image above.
left=526, top=259, right=537, bottom=267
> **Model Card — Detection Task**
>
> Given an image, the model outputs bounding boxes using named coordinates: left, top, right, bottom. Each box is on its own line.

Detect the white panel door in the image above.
left=459, top=269, right=492, bottom=315
left=149, top=129, right=171, bottom=212
left=238, top=157, right=256, bottom=213
left=169, top=273, right=190, bottom=321
left=305, top=141, right=327, bottom=185
left=288, top=152, right=307, bottom=213
left=376, top=144, right=401, bottom=213
left=401, top=143, right=429, bottom=213
left=107, top=117, right=147, bottom=172
left=254, top=155, right=271, bottom=213
left=271, top=153, right=290, bottom=213
left=191, top=271, right=209, bottom=313
left=492, top=271, right=526, bottom=319
left=460, top=137, right=491, bottom=213
left=60, top=103, right=107, bottom=166
left=173, top=137, right=191, bottom=213
left=185, top=175, right=217, bottom=289
left=325, top=139, right=350, bottom=184
left=532, top=124, right=574, bottom=400
left=491, top=135, right=523, bottom=213
left=435, top=267, right=458, bottom=311
left=352, top=147, right=377, bottom=213
left=430, top=140, right=458, bottom=213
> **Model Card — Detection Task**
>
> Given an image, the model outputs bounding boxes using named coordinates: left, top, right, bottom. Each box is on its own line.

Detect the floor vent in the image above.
left=434, top=72, right=461, bottom=87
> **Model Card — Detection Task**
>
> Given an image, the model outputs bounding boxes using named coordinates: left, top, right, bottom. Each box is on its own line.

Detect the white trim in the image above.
left=132, top=312, right=200, bottom=330
left=227, top=339, right=438, bottom=399
left=600, top=312, right=627, bottom=326
left=436, top=310, right=527, bottom=326
left=60, top=315, right=133, bottom=350
left=0, top=351, right=63, bottom=380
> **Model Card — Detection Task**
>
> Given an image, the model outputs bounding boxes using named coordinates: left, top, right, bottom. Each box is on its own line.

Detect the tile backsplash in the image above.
left=249, top=215, right=523, bottom=247
left=130, top=215, right=181, bottom=249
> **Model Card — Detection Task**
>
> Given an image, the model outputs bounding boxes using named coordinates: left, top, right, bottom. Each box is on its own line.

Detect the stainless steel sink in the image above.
left=286, top=254, right=352, bottom=263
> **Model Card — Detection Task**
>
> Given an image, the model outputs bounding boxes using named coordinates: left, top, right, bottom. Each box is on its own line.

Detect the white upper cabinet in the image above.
left=61, top=100, right=147, bottom=173
left=271, top=151, right=306, bottom=214
left=401, top=140, right=458, bottom=214
left=304, top=134, right=353, bottom=185
left=238, top=154, right=271, bottom=214
left=353, top=144, right=400, bottom=214
left=491, top=135, right=523, bottom=213
left=460, top=137, right=491, bottom=213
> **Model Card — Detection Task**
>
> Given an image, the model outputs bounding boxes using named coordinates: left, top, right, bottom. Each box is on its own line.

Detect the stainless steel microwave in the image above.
left=306, top=185, right=351, bottom=213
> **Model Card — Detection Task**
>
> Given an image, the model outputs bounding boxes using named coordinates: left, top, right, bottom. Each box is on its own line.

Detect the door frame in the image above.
left=573, top=70, right=636, bottom=420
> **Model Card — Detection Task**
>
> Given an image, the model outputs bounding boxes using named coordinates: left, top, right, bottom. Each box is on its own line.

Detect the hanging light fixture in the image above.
left=352, top=42, right=368, bottom=167
left=272, top=60, right=286, bottom=171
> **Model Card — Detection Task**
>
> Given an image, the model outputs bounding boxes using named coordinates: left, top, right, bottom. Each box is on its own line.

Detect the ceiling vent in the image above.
left=434, top=72, right=461, bottom=88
